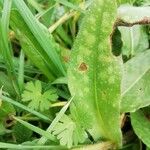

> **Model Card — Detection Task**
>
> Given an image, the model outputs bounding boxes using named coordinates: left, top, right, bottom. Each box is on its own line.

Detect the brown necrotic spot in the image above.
left=78, top=62, right=88, bottom=71
left=63, top=56, right=70, bottom=63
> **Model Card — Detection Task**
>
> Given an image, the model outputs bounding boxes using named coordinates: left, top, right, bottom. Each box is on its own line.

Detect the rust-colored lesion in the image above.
left=63, top=55, right=70, bottom=63
left=78, top=62, right=88, bottom=71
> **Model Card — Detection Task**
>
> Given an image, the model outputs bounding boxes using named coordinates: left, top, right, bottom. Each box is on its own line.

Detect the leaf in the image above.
left=0, top=72, right=16, bottom=96
left=56, top=102, right=93, bottom=147
left=147, top=147, right=150, bottom=150
left=68, top=0, right=122, bottom=147
left=116, top=0, right=134, bottom=5
left=121, top=50, right=150, bottom=112
left=55, top=0, right=83, bottom=12
left=0, top=100, right=15, bottom=135
left=52, top=77, right=68, bottom=85
left=13, top=0, right=66, bottom=76
left=135, top=0, right=150, bottom=6
left=0, top=0, right=20, bottom=95
left=0, top=121, right=6, bottom=135
left=121, top=70, right=150, bottom=113
left=10, top=10, right=56, bottom=81
left=1, top=95, right=51, bottom=122
left=0, top=142, right=67, bottom=149
left=122, top=50, right=150, bottom=96
left=52, top=114, right=87, bottom=148
left=119, top=25, right=148, bottom=57
left=12, top=0, right=66, bottom=80
left=13, top=116, right=56, bottom=142
left=37, top=98, right=73, bottom=145
left=118, top=5, right=150, bottom=23
left=13, top=122, right=33, bottom=143
left=51, top=101, right=92, bottom=148
left=70, top=102, right=93, bottom=130
left=131, top=109, right=150, bottom=148
left=0, top=101, right=15, bottom=120
left=22, top=80, right=58, bottom=111
left=18, top=50, right=24, bottom=93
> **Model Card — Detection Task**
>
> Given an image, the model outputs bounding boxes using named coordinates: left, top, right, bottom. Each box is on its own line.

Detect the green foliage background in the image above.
left=0, top=0, right=150, bottom=149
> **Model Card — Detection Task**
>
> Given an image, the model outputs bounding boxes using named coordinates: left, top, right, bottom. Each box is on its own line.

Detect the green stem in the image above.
left=50, top=101, right=67, bottom=107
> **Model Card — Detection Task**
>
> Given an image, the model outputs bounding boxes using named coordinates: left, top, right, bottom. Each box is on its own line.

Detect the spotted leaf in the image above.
left=68, top=0, right=122, bottom=148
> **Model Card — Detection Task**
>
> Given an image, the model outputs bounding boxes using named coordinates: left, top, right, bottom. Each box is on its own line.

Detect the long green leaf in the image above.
left=121, top=70, right=150, bottom=113
left=0, top=142, right=67, bottom=150
left=12, top=0, right=66, bottom=78
left=68, top=0, right=122, bottom=147
left=10, top=10, right=56, bottom=81
left=18, top=50, right=24, bottom=92
left=0, top=0, right=20, bottom=95
left=122, top=50, right=150, bottom=96
left=1, top=95, right=51, bottom=122
left=131, top=109, right=150, bottom=148
left=121, top=50, right=150, bottom=112
left=13, top=116, right=56, bottom=142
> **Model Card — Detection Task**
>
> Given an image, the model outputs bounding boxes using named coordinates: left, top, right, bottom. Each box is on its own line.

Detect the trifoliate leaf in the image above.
left=22, top=80, right=58, bottom=111
left=52, top=114, right=88, bottom=148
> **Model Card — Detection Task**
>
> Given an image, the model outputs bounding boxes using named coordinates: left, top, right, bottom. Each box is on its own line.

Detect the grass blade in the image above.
left=10, top=10, right=56, bottom=81
left=1, top=95, right=51, bottom=122
left=13, top=116, right=56, bottom=142
left=18, top=50, right=24, bottom=92
left=13, top=0, right=66, bottom=77
left=0, top=142, right=67, bottom=149
left=0, top=0, right=20, bottom=96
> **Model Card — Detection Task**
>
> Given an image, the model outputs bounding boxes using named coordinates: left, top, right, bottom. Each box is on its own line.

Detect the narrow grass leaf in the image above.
left=18, top=50, right=24, bottom=92
left=0, top=142, right=67, bottom=150
left=10, top=9, right=56, bottom=81
left=1, top=95, right=51, bottom=122
left=0, top=0, right=20, bottom=95
left=13, top=0, right=66, bottom=77
left=52, top=77, right=68, bottom=85
left=13, top=116, right=56, bottom=142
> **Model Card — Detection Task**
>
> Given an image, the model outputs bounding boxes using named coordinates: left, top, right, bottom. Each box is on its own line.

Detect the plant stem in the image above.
left=49, top=10, right=77, bottom=33
left=50, top=101, right=67, bottom=107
